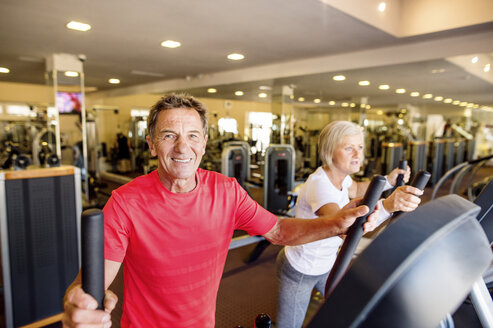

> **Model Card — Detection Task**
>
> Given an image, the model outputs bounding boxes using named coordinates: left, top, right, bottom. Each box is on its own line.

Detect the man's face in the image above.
left=147, top=108, right=207, bottom=189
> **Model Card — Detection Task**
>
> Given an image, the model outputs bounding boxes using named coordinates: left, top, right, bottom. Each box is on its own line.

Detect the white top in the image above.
left=285, top=167, right=390, bottom=275
left=285, top=167, right=351, bottom=275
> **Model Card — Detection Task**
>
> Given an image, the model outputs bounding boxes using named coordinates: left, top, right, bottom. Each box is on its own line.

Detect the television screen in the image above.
left=56, top=92, right=82, bottom=114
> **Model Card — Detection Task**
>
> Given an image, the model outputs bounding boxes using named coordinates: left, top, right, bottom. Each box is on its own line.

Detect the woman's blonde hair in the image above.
left=319, top=121, right=364, bottom=168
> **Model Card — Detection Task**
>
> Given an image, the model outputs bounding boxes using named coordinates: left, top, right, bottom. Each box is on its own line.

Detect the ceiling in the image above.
left=1, top=0, right=493, bottom=110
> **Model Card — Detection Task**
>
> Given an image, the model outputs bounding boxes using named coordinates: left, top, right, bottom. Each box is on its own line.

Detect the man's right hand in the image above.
left=62, top=284, right=118, bottom=328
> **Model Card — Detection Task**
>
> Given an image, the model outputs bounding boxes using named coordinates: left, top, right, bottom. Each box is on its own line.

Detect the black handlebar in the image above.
left=81, top=208, right=105, bottom=310
left=324, top=175, right=387, bottom=297
left=468, top=154, right=493, bottom=165
left=394, top=160, right=407, bottom=188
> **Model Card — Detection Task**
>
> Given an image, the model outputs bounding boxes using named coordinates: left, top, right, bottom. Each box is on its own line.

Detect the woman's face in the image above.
left=331, top=133, right=364, bottom=175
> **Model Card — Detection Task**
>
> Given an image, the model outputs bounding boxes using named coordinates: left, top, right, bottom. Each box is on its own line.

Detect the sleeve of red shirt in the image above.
left=232, top=180, right=278, bottom=236
left=103, top=191, right=131, bottom=263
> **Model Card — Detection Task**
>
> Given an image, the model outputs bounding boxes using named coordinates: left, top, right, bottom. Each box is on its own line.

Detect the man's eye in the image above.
left=164, top=134, right=174, bottom=139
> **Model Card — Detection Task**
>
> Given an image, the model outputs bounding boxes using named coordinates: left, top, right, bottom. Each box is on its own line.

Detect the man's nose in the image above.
left=174, top=135, right=189, bottom=152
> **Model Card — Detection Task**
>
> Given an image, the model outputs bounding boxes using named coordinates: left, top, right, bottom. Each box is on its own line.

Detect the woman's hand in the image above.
left=382, top=186, right=423, bottom=213
left=387, top=165, right=411, bottom=186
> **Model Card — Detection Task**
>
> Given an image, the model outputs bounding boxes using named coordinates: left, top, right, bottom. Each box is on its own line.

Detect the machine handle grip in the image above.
left=394, top=159, right=408, bottom=188
left=81, top=208, right=105, bottom=310
left=325, top=175, right=386, bottom=297
left=410, top=170, right=431, bottom=190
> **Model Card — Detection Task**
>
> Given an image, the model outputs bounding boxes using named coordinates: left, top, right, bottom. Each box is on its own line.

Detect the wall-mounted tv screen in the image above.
left=56, top=92, right=82, bottom=114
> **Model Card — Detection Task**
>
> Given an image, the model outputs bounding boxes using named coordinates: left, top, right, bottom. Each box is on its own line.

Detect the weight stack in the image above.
left=381, top=142, right=403, bottom=175
left=408, top=141, right=427, bottom=181
left=427, top=140, right=445, bottom=186
left=0, top=166, right=82, bottom=327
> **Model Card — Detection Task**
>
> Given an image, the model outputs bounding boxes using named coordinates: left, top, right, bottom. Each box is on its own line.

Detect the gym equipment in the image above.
left=455, top=139, right=466, bottom=165
left=81, top=208, right=105, bottom=309
left=308, top=194, right=491, bottom=328
left=224, top=141, right=252, bottom=180
left=46, top=153, right=61, bottom=167
left=380, top=142, right=403, bottom=175
left=263, top=145, right=294, bottom=214
left=389, top=159, right=406, bottom=195
left=407, top=141, right=427, bottom=180
left=431, top=154, right=493, bottom=200
left=0, top=166, right=82, bottom=327
left=221, top=145, right=248, bottom=188
left=325, top=175, right=387, bottom=296
left=470, top=179, right=493, bottom=327
left=443, top=138, right=456, bottom=174
left=475, top=179, right=493, bottom=240
left=428, top=139, right=446, bottom=185
left=13, top=153, right=31, bottom=170
left=254, top=313, right=272, bottom=328
left=244, top=145, right=294, bottom=264
left=466, top=139, right=476, bottom=161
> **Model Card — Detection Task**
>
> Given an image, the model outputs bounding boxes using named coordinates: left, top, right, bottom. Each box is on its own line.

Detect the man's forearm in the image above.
left=265, top=216, right=344, bottom=246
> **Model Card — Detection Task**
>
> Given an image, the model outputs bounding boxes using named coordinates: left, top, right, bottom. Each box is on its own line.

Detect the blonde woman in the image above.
left=276, top=121, right=423, bottom=328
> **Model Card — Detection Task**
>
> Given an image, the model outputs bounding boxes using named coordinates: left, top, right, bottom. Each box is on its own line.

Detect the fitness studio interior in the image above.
left=1, top=0, right=493, bottom=327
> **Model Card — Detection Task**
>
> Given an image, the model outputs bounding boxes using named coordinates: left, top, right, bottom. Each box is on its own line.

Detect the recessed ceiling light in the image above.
left=444, top=98, right=453, bottom=103
left=66, top=21, right=91, bottom=32
left=350, top=103, right=356, bottom=107
left=161, top=40, right=181, bottom=48
left=378, top=2, right=386, bottom=12
left=131, top=70, right=165, bottom=77
left=410, top=92, right=420, bottom=97
left=227, top=53, right=244, bottom=61
left=298, top=97, right=305, bottom=102
left=259, top=85, right=272, bottom=91
left=434, top=96, right=443, bottom=101
left=467, top=102, right=474, bottom=107
left=472, top=56, right=479, bottom=64
left=332, top=75, right=346, bottom=81
left=378, top=84, right=390, bottom=90
left=328, top=101, right=335, bottom=105
left=235, top=91, right=244, bottom=96
left=366, top=104, right=371, bottom=109
left=473, top=104, right=479, bottom=108
left=395, top=88, right=406, bottom=94
left=377, top=110, right=384, bottom=115
left=431, top=69, right=446, bottom=74
left=0, top=67, right=10, bottom=73
left=314, top=99, right=321, bottom=103
left=358, top=80, right=370, bottom=86
left=452, top=100, right=461, bottom=105
left=64, top=71, right=79, bottom=77
left=207, top=88, right=217, bottom=93
left=484, top=64, right=491, bottom=72
left=423, top=93, right=433, bottom=99
left=108, top=78, right=120, bottom=84
left=460, top=102, right=467, bottom=107
left=341, top=102, right=349, bottom=107
left=258, top=93, right=267, bottom=98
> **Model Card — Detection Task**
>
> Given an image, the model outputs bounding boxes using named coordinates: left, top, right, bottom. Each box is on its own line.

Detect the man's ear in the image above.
left=146, top=136, right=157, bottom=157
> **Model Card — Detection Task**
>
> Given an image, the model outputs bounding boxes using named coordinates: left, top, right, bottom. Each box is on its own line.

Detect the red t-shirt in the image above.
left=103, top=169, right=277, bottom=327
